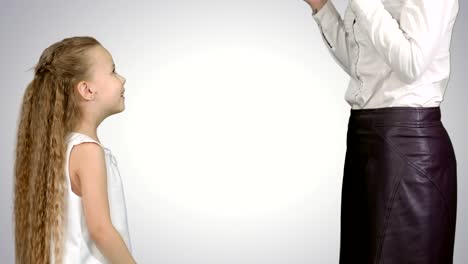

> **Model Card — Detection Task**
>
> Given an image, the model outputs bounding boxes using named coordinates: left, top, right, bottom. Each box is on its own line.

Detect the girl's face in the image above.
left=86, top=45, right=126, bottom=117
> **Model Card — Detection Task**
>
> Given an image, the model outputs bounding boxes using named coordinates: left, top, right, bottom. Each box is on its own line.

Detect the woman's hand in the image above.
left=303, top=0, right=328, bottom=14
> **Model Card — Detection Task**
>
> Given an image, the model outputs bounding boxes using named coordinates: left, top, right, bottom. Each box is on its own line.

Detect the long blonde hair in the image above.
left=14, top=36, right=100, bottom=264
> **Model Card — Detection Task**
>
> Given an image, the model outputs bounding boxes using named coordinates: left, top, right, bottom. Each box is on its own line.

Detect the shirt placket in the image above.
left=344, top=6, right=364, bottom=106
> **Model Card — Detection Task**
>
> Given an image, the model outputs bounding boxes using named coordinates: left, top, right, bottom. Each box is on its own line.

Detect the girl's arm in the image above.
left=305, top=0, right=352, bottom=76
left=349, top=0, right=459, bottom=84
left=71, top=143, right=136, bottom=264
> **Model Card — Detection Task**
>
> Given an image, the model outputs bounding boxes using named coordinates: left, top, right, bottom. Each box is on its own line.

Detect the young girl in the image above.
left=14, top=36, right=136, bottom=264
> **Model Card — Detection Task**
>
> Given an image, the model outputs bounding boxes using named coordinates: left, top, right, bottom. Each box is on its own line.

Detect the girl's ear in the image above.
left=76, top=81, right=96, bottom=101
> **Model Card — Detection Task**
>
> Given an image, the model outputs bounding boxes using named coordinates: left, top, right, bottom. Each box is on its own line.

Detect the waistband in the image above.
left=349, top=107, right=441, bottom=124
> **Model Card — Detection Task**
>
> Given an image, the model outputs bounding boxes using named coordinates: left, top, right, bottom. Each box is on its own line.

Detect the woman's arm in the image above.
left=71, top=143, right=136, bottom=264
left=304, top=0, right=352, bottom=76
left=350, top=0, right=459, bottom=83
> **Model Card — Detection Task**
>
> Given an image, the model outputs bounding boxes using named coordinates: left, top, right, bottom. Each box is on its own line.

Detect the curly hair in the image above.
left=14, top=36, right=100, bottom=264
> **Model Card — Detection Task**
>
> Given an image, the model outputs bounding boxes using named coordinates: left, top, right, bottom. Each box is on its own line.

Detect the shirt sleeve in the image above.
left=350, top=0, right=459, bottom=84
left=313, top=0, right=352, bottom=76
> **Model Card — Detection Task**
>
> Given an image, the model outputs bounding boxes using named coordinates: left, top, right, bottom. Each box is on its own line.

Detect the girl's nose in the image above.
left=118, top=73, right=126, bottom=85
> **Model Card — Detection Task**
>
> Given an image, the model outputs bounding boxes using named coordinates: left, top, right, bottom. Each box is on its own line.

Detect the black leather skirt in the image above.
left=339, top=107, right=457, bottom=264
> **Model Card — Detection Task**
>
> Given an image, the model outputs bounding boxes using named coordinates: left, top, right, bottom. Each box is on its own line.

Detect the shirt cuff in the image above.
left=312, top=0, right=341, bottom=30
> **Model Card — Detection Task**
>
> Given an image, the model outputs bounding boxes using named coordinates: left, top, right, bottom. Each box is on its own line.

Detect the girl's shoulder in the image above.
left=67, top=134, right=110, bottom=200
left=66, top=132, right=116, bottom=165
left=67, top=132, right=108, bottom=171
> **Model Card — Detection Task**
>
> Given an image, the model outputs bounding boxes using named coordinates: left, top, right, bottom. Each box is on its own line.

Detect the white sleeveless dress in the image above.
left=51, top=132, right=132, bottom=263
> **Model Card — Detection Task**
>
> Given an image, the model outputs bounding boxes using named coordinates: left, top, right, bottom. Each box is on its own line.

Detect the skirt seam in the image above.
left=375, top=171, right=404, bottom=264
left=370, top=125, right=452, bottom=263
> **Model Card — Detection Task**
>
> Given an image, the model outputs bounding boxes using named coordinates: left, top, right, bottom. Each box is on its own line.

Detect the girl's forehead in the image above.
left=89, top=45, right=114, bottom=67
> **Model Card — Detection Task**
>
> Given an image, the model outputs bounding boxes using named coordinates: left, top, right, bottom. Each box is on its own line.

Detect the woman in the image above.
left=303, top=0, right=459, bottom=263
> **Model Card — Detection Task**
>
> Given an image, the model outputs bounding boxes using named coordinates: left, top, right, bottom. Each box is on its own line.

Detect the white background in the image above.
left=1, top=0, right=467, bottom=263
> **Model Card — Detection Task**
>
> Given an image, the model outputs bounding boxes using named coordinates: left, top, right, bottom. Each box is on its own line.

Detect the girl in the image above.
left=303, top=0, right=459, bottom=263
left=14, top=36, right=136, bottom=264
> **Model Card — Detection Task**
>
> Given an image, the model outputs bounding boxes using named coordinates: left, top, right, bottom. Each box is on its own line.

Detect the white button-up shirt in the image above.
left=313, top=0, right=459, bottom=109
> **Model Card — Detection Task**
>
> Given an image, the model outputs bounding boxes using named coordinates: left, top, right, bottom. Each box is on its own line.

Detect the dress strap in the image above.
left=67, top=132, right=106, bottom=149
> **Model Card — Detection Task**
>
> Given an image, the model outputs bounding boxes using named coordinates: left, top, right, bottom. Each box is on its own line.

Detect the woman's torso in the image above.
left=342, top=0, right=459, bottom=109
